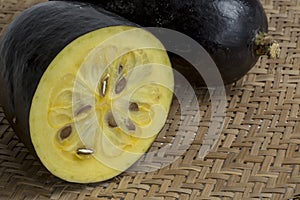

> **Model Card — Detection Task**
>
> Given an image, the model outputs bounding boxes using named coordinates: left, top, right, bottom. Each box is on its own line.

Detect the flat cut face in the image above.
left=29, top=26, right=174, bottom=183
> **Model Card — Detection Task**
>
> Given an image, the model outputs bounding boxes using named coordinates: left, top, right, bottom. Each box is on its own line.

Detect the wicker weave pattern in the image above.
left=1, top=0, right=300, bottom=199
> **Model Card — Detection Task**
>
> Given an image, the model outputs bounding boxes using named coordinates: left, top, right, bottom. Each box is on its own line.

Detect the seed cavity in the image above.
left=76, top=105, right=92, bottom=116
left=100, top=74, right=110, bottom=97
left=129, top=102, right=139, bottom=112
left=107, top=112, right=118, bottom=128
left=126, top=118, right=136, bottom=131
left=59, top=125, right=72, bottom=140
left=115, top=76, right=127, bottom=94
left=76, top=148, right=94, bottom=155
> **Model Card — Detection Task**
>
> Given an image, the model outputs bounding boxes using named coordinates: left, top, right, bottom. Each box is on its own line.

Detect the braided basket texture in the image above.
left=1, top=0, right=300, bottom=199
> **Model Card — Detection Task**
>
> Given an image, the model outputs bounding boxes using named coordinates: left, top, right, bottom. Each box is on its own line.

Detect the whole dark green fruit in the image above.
left=50, top=0, right=280, bottom=85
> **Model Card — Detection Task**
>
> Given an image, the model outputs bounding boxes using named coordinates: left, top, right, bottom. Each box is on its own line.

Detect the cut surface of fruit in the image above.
left=29, top=26, right=174, bottom=183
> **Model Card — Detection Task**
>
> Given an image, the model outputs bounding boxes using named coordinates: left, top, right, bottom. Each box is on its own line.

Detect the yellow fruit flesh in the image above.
left=29, top=26, right=174, bottom=183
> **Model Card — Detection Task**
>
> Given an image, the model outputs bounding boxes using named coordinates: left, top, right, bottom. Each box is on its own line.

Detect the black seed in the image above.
left=129, top=102, right=139, bottom=112
left=59, top=125, right=72, bottom=140
left=76, top=105, right=92, bottom=116
left=127, top=119, right=136, bottom=131
left=115, top=77, right=127, bottom=94
left=107, top=112, right=118, bottom=128
left=118, top=64, right=124, bottom=74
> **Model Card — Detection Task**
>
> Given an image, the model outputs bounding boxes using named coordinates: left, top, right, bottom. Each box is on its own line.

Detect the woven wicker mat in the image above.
left=1, top=0, right=300, bottom=199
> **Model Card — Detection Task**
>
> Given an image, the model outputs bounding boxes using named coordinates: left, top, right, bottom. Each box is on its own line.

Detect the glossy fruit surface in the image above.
left=51, top=0, right=279, bottom=85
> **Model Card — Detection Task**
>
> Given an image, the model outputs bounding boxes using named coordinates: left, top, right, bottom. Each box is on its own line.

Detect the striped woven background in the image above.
left=1, top=0, right=300, bottom=199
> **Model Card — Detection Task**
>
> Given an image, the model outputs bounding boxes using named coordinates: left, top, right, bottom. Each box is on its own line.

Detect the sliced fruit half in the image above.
left=29, top=26, right=174, bottom=183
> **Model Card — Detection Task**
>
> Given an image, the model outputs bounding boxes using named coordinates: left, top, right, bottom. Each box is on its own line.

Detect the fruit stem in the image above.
left=255, top=32, right=280, bottom=59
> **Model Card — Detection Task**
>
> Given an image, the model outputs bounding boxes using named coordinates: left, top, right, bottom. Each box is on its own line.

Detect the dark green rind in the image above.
left=50, top=0, right=268, bottom=85
left=0, top=1, right=135, bottom=153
